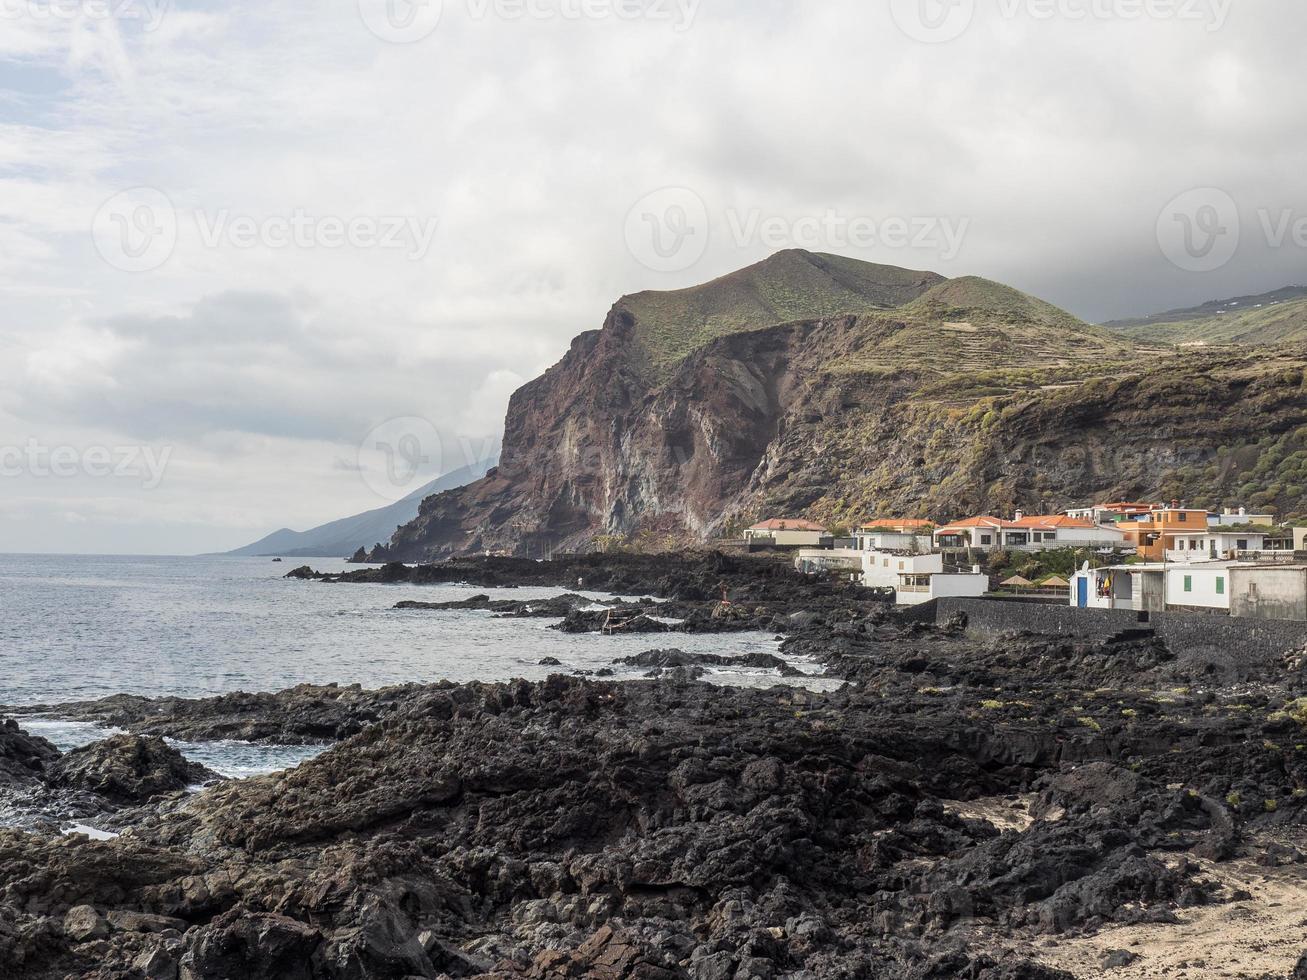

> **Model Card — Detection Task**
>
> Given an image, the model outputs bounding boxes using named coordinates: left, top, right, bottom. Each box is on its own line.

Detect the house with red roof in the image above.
left=934, top=512, right=1126, bottom=552
left=932, top=516, right=1013, bottom=550
left=856, top=518, right=936, bottom=534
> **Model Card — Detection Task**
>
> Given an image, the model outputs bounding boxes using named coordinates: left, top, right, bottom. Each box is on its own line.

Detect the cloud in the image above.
left=9, top=289, right=518, bottom=445
left=3, top=0, right=1307, bottom=551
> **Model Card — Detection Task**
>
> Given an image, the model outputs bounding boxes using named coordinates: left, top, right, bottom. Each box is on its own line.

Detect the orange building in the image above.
left=1118, top=507, right=1210, bottom=561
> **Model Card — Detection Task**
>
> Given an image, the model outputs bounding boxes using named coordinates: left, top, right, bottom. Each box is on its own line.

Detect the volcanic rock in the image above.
left=48, top=735, right=221, bottom=804
left=0, top=719, right=60, bottom=787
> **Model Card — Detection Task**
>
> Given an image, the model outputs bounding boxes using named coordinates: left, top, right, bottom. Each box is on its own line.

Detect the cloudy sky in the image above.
left=2, top=0, right=1305, bottom=554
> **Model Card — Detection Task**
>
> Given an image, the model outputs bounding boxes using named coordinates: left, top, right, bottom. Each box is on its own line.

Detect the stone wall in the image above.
left=932, top=597, right=1307, bottom=664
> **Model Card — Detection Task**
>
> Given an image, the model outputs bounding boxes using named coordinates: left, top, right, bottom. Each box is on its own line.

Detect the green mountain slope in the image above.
left=1106, top=286, right=1307, bottom=345
left=617, top=249, right=944, bottom=372
left=825, top=276, right=1137, bottom=377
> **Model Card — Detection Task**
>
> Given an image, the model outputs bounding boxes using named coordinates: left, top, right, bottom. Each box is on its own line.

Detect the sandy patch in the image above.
left=1034, top=853, right=1307, bottom=979
left=943, top=794, right=1037, bottom=833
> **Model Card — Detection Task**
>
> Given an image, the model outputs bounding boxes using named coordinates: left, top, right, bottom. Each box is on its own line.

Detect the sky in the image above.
left=2, top=0, right=1305, bottom=554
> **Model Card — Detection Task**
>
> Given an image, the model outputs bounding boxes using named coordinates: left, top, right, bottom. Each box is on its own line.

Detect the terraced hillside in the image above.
left=1107, top=285, right=1307, bottom=345
left=827, top=277, right=1137, bottom=377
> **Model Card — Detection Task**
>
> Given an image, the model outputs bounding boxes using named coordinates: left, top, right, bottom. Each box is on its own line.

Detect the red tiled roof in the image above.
left=748, top=518, right=828, bottom=532
left=937, top=514, right=1111, bottom=533
left=935, top=516, right=1014, bottom=532
left=1011, top=515, right=1098, bottom=530
left=858, top=519, right=935, bottom=530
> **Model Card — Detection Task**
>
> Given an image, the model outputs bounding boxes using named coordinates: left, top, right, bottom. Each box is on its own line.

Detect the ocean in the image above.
left=0, top=554, right=829, bottom=777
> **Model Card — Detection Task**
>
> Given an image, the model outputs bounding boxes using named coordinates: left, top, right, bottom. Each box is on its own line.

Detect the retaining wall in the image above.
left=930, top=597, right=1307, bottom=665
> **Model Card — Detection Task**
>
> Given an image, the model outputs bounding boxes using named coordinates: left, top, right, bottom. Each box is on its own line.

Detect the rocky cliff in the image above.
left=378, top=251, right=1307, bottom=559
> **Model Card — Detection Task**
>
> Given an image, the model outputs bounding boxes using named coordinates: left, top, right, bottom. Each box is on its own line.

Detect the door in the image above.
left=1140, top=572, right=1165, bottom=614
left=1076, top=577, right=1088, bottom=608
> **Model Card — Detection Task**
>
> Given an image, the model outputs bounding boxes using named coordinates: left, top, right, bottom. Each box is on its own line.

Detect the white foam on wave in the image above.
left=62, top=823, right=119, bottom=841
left=7, top=717, right=324, bottom=780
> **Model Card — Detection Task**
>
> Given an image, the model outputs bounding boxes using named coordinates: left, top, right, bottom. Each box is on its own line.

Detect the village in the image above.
left=750, top=502, right=1307, bottom=622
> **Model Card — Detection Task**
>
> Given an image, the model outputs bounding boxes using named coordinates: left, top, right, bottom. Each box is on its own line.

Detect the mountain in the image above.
left=225, top=459, right=495, bottom=558
left=370, top=251, right=1307, bottom=560
left=1105, top=285, right=1307, bottom=345
left=617, top=249, right=946, bottom=374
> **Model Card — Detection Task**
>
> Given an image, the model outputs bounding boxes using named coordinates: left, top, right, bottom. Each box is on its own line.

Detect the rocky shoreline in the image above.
left=3, top=553, right=1307, bottom=978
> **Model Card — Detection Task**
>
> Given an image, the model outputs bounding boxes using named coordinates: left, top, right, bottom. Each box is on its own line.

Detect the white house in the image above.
left=853, top=521, right=935, bottom=554
left=1166, top=564, right=1233, bottom=613
left=1165, top=530, right=1269, bottom=563
left=1210, top=507, right=1275, bottom=527
left=862, top=550, right=943, bottom=589
left=853, top=531, right=935, bottom=553
left=1006, top=515, right=1126, bottom=549
left=856, top=549, right=989, bottom=604
left=895, top=566, right=990, bottom=605
left=936, top=514, right=1125, bottom=552
left=933, top=517, right=1011, bottom=550
left=1070, top=562, right=1234, bottom=614
left=1071, top=564, right=1139, bottom=610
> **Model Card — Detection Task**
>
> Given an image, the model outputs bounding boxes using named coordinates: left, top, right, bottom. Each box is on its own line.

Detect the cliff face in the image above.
left=380, top=252, right=1307, bottom=560
left=386, top=311, right=850, bottom=558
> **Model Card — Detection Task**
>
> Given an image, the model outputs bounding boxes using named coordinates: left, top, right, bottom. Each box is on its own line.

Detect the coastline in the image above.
left=2, top=553, right=1306, bottom=978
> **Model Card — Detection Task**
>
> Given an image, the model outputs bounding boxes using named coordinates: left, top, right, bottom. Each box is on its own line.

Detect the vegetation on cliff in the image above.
left=374, top=251, right=1307, bottom=559
left=1106, top=285, right=1307, bottom=346
left=617, top=249, right=943, bottom=374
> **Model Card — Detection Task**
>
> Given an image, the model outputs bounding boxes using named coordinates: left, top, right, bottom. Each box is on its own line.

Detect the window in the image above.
left=980, top=534, right=992, bottom=545
left=1237, top=540, right=1248, bottom=551
left=1216, top=577, right=1225, bottom=595
left=1179, top=513, right=1188, bottom=522
left=1183, top=575, right=1193, bottom=593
